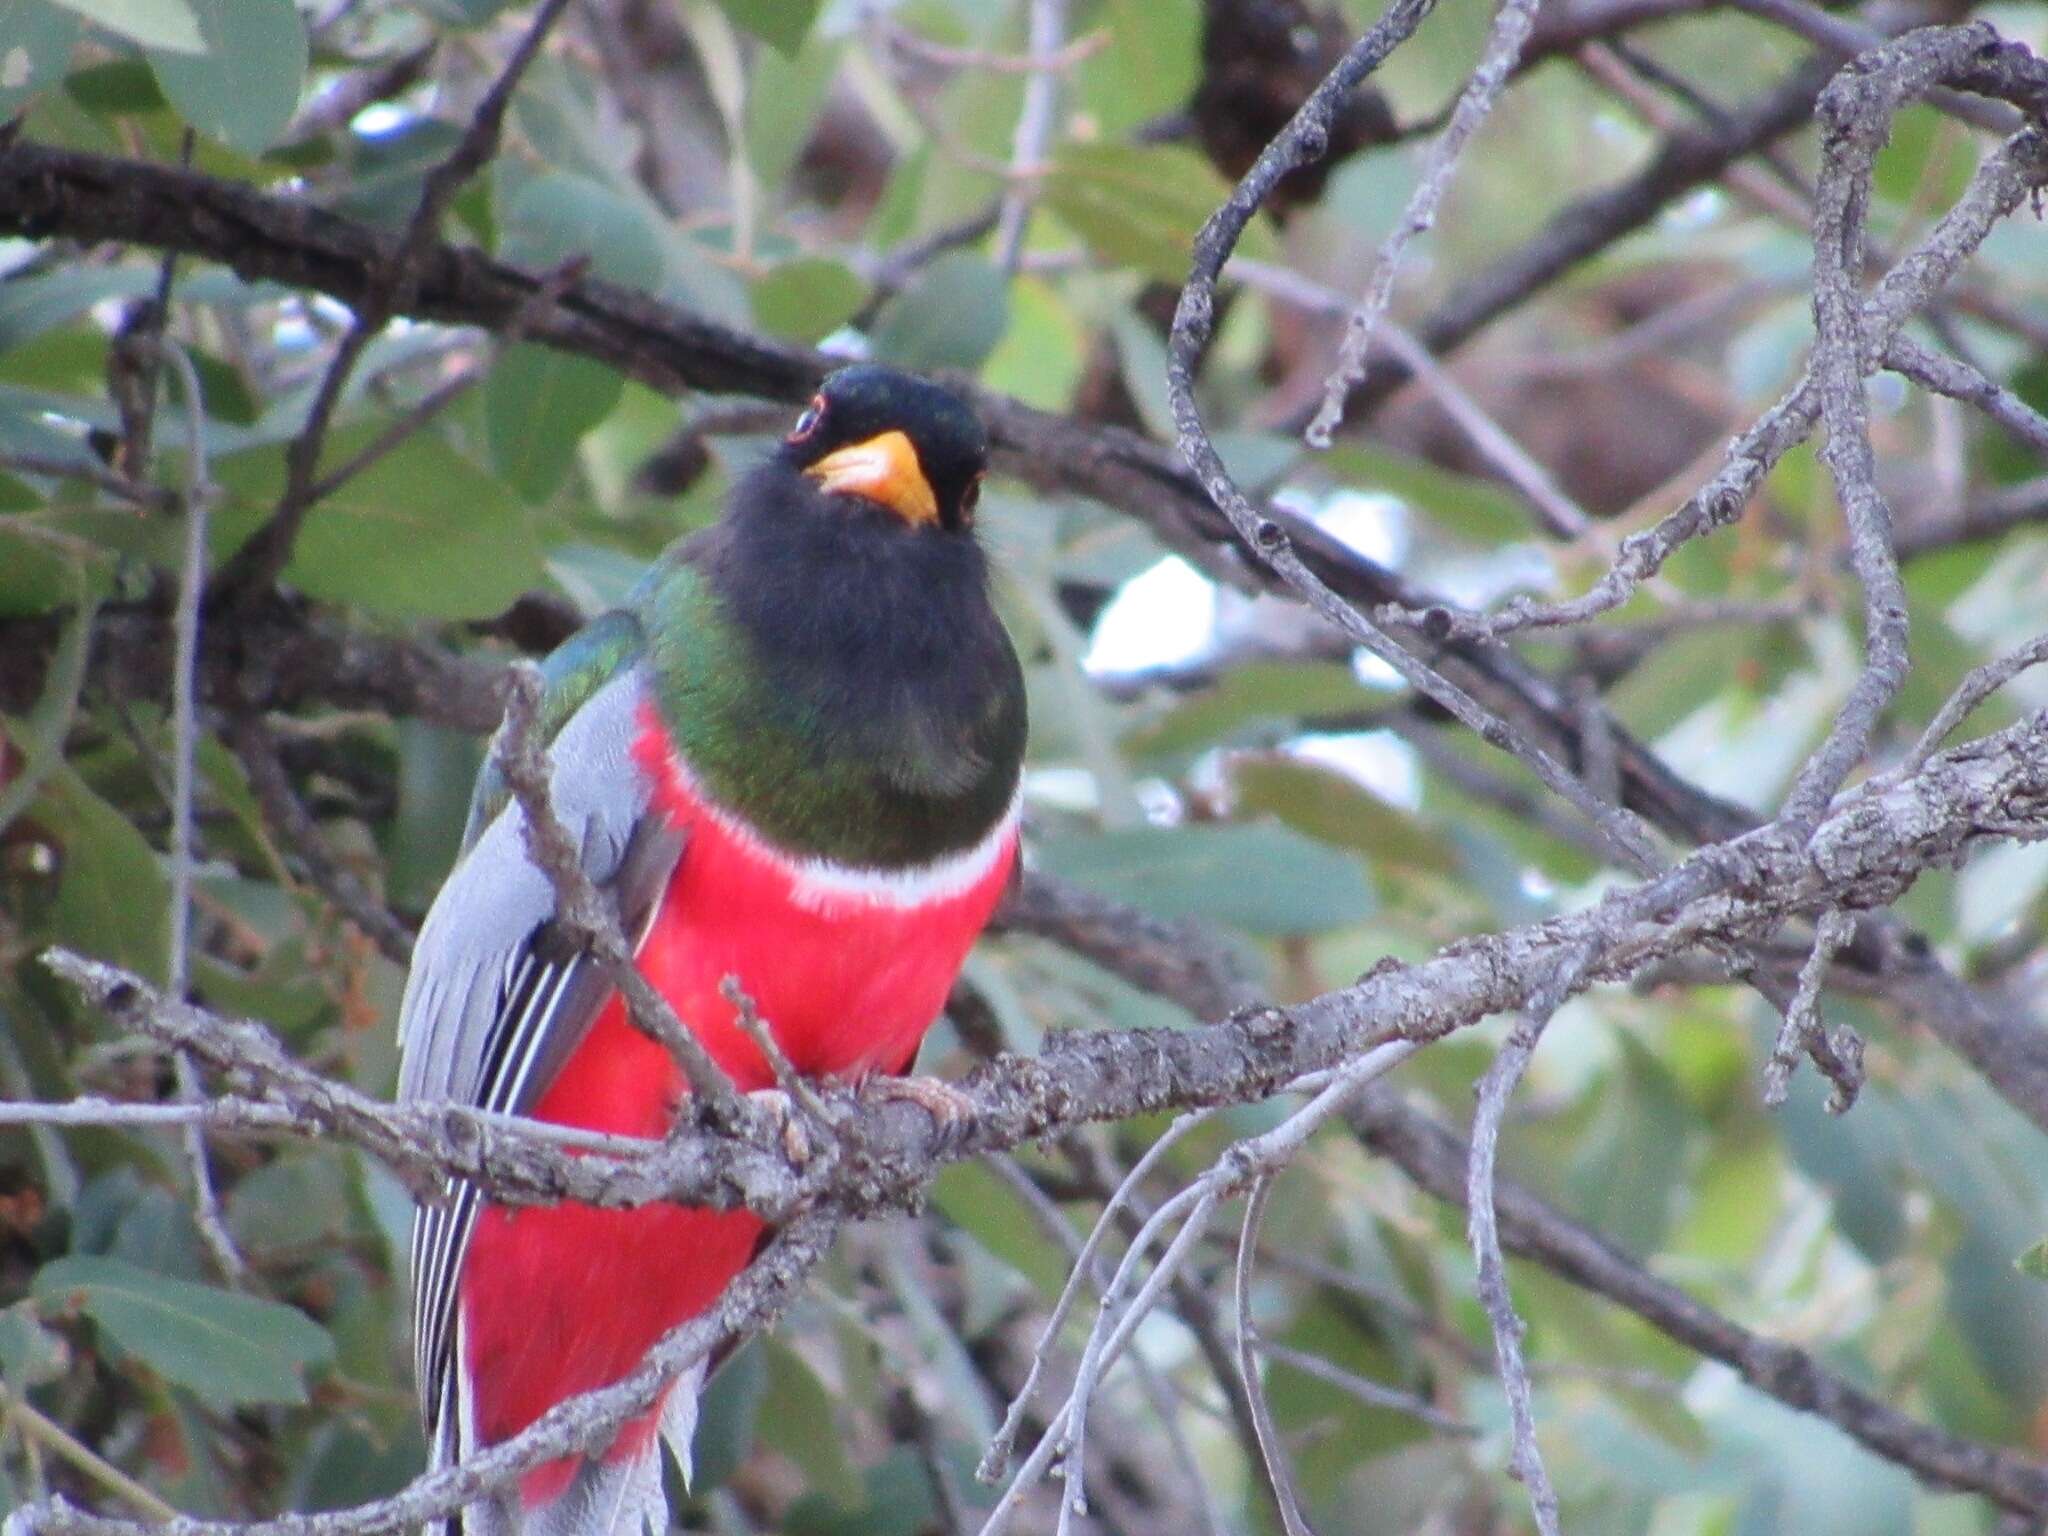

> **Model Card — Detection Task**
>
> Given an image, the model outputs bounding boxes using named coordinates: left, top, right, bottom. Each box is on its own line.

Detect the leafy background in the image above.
left=1, top=0, right=2047, bottom=1532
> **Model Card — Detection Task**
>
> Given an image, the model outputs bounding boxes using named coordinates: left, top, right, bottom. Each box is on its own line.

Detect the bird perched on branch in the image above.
left=396, top=366, right=1026, bottom=1536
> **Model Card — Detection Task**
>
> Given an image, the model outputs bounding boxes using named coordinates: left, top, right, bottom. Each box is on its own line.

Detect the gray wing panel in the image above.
left=394, top=666, right=682, bottom=1437
left=396, top=665, right=651, bottom=1113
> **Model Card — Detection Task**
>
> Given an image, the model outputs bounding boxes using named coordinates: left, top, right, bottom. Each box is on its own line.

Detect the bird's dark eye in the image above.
left=787, top=395, right=826, bottom=443
left=959, top=474, right=983, bottom=523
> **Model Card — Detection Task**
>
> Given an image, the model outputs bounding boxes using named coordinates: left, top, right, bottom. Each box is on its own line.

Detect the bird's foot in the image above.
left=747, top=1087, right=817, bottom=1166
left=865, top=1074, right=979, bottom=1152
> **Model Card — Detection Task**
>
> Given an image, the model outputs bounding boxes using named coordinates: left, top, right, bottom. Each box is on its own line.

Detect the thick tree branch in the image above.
left=32, top=704, right=2048, bottom=1226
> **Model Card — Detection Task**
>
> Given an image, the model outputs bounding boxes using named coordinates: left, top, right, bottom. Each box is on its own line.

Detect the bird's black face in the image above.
left=779, top=365, right=989, bottom=532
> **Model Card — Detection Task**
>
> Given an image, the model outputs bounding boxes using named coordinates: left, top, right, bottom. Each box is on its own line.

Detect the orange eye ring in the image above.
left=787, top=394, right=827, bottom=443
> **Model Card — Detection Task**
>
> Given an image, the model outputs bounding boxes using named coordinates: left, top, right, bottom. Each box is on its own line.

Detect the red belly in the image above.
left=460, top=712, right=1015, bottom=1503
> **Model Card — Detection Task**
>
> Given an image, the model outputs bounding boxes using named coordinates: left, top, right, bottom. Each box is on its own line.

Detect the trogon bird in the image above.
left=395, top=366, right=1026, bottom=1536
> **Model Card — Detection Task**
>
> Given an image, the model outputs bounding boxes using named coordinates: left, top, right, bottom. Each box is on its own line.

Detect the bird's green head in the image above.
left=779, top=365, right=989, bottom=533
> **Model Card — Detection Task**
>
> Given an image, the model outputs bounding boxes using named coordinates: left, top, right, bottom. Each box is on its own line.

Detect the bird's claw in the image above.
left=866, top=1074, right=978, bottom=1153
left=747, top=1087, right=815, bottom=1165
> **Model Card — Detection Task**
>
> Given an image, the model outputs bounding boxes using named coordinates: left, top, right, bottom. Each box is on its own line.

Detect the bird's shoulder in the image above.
left=459, top=604, right=651, bottom=852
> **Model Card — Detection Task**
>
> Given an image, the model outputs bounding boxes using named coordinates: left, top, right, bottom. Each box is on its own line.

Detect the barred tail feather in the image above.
left=525, top=1452, right=663, bottom=1536
left=521, top=1362, right=706, bottom=1536
left=429, top=1350, right=708, bottom=1536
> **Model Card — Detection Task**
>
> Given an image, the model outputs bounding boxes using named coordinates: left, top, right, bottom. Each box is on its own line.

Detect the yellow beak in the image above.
left=802, top=430, right=940, bottom=527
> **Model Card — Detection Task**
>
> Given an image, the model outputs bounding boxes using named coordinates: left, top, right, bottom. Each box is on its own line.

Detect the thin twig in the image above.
left=1465, top=949, right=1592, bottom=1536
left=0, top=593, right=98, bottom=841
left=1884, top=332, right=2048, bottom=461
left=1306, top=0, right=1538, bottom=446
left=296, top=258, right=587, bottom=509
left=227, top=715, right=417, bottom=965
left=0, top=452, right=176, bottom=512
left=285, top=40, right=437, bottom=141
left=1902, top=630, right=2048, bottom=774
left=1763, top=909, right=1862, bottom=1110
left=983, top=1153, right=1233, bottom=1536
left=1353, top=1084, right=2048, bottom=1518
left=1776, top=31, right=1978, bottom=840
left=991, top=0, right=1069, bottom=276
left=979, top=1110, right=1215, bottom=1481
left=493, top=665, right=749, bottom=1130
left=213, top=0, right=572, bottom=603
left=1234, top=1176, right=1317, bottom=1536
left=1049, top=1182, right=1217, bottom=1536
left=158, top=341, right=246, bottom=1287
left=874, top=15, right=1106, bottom=75
left=718, top=974, right=834, bottom=1130
left=1254, top=1339, right=1476, bottom=1435
left=987, top=1041, right=1421, bottom=1536
left=1167, top=0, right=1665, bottom=876
left=1231, top=258, right=1591, bottom=539
left=0, top=1388, right=178, bottom=1522
left=1425, top=117, right=2048, bottom=643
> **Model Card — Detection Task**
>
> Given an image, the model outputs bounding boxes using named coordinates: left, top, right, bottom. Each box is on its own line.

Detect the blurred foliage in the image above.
left=2, top=0, right=2047, bottom=1532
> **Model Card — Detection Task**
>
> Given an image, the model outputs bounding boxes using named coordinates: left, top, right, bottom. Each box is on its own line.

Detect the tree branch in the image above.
left=1351, top=1089, right=2048, bottom=1516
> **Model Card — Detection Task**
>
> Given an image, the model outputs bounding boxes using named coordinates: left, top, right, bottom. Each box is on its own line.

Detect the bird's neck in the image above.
left=635, top=497, right=1026, bottom=871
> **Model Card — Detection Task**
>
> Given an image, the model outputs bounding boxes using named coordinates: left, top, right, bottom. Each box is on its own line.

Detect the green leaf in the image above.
left=12, top=756, right=170, bottom=980
left=0, top=330, right=112, bottom=395
left=1322, top=443, right=1530, bottom=545
left=484, top=343, right=624, bottom=502
left=1128, top=662, right=1375, bottom=759
left=63, top=55, right=169, bottom=111
left=147, top=0, right=307, bottom=154
left=784, top=1449, right=935, bottom=1536
left=1874, top=104, right=1975, bottom=211
left=744, top=33, right=837, bottom=186
left=213, top=428, right=545, bottom=620
left=225, top=1155, right=352, bottom=1255
left=0, top=267, right=160, bottom=351
left=1230, top=757, right=1459, bottom=877
left=869, top=252, right=1010, bottom=372
left=1073, top=0, right=1198, bottom=135
left=499, top=172, right=666, bottom=292
left=411, top=0, right=519, bottom=24
left=1042, top=143, right=1274, bottom=283
left=332, top=118, right=465, bottom=230
left=756, top=1342, right=861, bottom=1508
left=750, top=259, right=867, bottom=345
left=0, top=0, right=83, bottom=118
left=47, top=0, right=201, bottom=53
left=0, top=1301, right=67, bottom=1387
left=34, top=1255, right=334, bottom=1408
left=710, top=0, right=820, bottom=56
left=1035, top=822, right=1375, bottom=936
left=690, top=1338, right=767, bottom=1492
left=2018, top=1239, right=2048, bottom=1282
left=1564, top=1035, right=1691, bottom=1255
left=933, top=1161, right=1070, bottom=1297
left=0, top=524, right=98, bottom=616
left=384, top=719, right=483, bottom=913
left=409, top=0, right=520, bottom=24
left=982, top=276, right=1085, bottom=412
left=108, top=1185, right=211, bottom=1280
left=188, top=350, right=258, bottom=426
left=1606, top=624, right=1767, bottom=740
